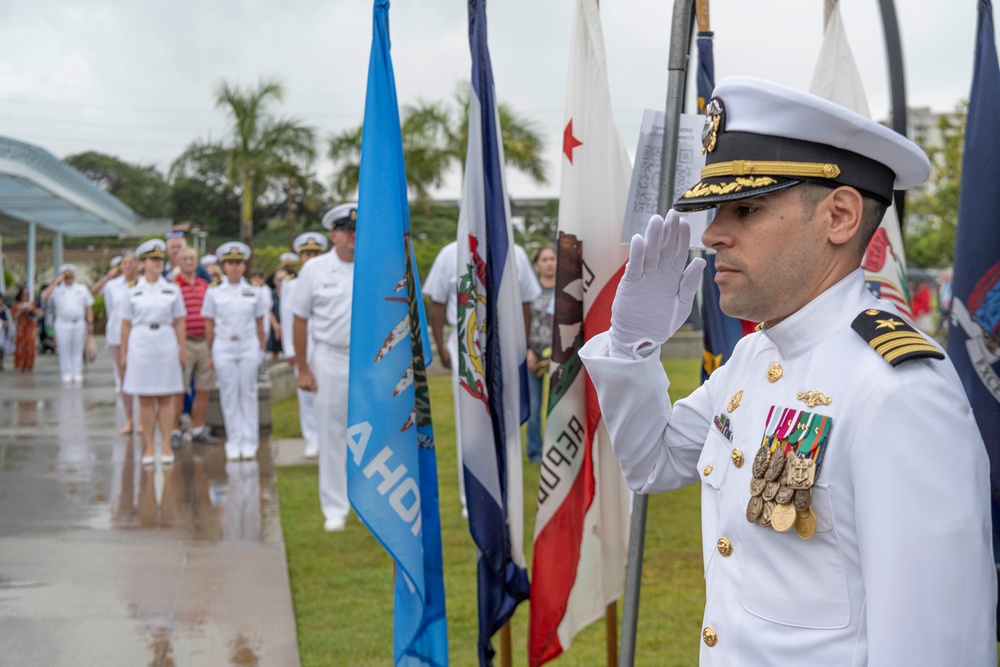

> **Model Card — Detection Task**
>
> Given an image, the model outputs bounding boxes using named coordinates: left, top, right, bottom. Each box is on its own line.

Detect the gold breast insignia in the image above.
left=796, top=390, right=832, bottom=408
left=727, top=390, right=743, bottom=413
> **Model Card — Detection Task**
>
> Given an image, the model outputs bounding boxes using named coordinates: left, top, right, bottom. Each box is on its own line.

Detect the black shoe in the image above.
left=191, top=429, right=220, bottom=445
left=170, top=432, right=183, bottom=450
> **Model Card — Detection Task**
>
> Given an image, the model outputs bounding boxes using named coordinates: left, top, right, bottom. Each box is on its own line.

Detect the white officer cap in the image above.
left=110, top=256, right=122, bottom=268
left=58, top=263, right=77, bottom=276
left=674, top=76, right=931, bottom=212
left=293, top=231, right=329, bottom=254
left=136, top=239, right=167, bottom=260
left=200, top=254, right=218, bottom=266
left=321, top=202, right=358, bottom=231
left=217, top=241, right=252, bottom=262
left=279, top=252, right=299, bottom=264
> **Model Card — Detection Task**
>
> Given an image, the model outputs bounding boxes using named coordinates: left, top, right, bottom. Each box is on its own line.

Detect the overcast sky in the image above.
left=0, top=0, right=984, bottom=205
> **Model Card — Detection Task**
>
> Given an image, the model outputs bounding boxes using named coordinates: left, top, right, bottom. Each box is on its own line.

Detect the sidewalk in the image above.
left=0, top=346, right=300, bottom=666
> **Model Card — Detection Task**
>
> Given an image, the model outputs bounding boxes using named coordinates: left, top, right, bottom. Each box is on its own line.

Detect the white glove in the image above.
left=609, top=211, right=706, bottom=359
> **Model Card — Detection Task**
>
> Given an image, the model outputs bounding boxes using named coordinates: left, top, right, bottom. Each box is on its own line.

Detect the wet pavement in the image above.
left=0, top=346, right=300, bottom=666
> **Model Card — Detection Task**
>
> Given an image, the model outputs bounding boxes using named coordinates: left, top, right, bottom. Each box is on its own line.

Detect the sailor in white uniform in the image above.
left=289, top=203, right=356, bottom=532
left=579, top=77, right=996, bottom=665
left=201, top=242, right=268, bottom=462
left=92, top=252, right=140, bottom=432
left=41, top=263, right=95, bottom=385
left=120, top=240, right=187, bottom=466
left=280, top=232, right=327, bottom=459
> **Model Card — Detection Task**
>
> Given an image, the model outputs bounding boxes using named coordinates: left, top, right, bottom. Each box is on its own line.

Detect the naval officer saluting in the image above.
left=41, top=264, right=94, bottom=386
left=201, top=241, right=268, bottom=462
left=580, top=77, right=996, bottom=664
left=280, top=231, right=327, bottom=459
left=120, top=239, right=187, bottom=466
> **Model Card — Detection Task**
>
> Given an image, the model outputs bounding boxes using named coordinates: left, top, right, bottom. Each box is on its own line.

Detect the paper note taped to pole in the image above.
left=622, top=109, right=713, bottom=247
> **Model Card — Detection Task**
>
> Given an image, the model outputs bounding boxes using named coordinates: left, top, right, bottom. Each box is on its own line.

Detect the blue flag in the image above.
left=455, top=0, right=531, bottom=663
left=347, top=1, right=447, bottom=664
left=948, top=0, right=1000, bottom=570
left=696, top=29, right=745, bottom=382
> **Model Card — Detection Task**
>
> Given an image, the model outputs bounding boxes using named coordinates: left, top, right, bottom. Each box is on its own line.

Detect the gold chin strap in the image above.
left=701, top=160, right=841, bottom=180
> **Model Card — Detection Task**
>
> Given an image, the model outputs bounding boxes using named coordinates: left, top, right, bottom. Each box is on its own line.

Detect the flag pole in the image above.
left=618, top=1, right=695, bottom=666
left=499, top=623, right=512, bottom=667
left=876, top=0, right=908, bottom=224
left=605, top=602, right=617, bottom=667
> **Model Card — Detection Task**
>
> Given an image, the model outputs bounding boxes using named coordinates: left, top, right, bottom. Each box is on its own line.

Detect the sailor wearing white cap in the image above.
left=579, top=77, right=995, bottom=665
left=41, top=263, right=94, bottom=385
left=280, top=231, right=329, bottom=459
left=278, top=252, right=299, bottom=268
left=289, top=204, right=356, bottom=531
left=200, top=253, right=223, bottom=286
left=201, top=241, right=268, bottom=461
left=92, top=251, right=140, bottom=429
left=120, top=239, right=187, bottom=465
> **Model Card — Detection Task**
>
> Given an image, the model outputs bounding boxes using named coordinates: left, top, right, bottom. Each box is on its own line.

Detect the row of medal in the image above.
left=745, top=406, right=833, bottom=540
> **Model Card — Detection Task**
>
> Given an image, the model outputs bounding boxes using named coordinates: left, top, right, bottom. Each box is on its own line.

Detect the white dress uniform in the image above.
left=121, top=276, right=186, bottom=396
left=51, top=275, right=95, bottom=384
left=202, top=277, right=267, bottom=459
left=102, top=275, right=130, bottom=349
left=281, top=275, right=318, bottom=456
left=289, top=240, right=354, bottom=524
left=423, top=240, right=541, bottom=510
left=581, top=272, right=996, bottom=665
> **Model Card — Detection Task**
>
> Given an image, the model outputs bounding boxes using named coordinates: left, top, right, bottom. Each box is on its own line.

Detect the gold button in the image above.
left=717, top=537, right=733, bottom=557
left=766, top=363, right=783, bottom=382
left=703, top=465, right=713, bottom=476
left=731, top=449, right=744, bottom=468
left=703, top=626, right=718, bottom=647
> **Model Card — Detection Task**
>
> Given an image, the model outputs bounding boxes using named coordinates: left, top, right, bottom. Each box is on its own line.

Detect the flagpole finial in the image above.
left=697, top=0, right=710, bottom=32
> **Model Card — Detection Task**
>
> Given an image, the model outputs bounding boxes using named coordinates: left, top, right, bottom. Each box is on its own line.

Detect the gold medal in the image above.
left=752, top=445, right=771, bottom=478
left=746, top=495, right=764, bottom=523
left=749, top=478, right=766, bottom=497
left=795, top=509, right=817, bottom=539
left=786, top=456, right=816, bottom=490
left=771, top=502, right=796, bottom=532
left=757, top=500, right=775, bottom=527
left=775, top=484, right=794, bottom=505
left=763, top=481, right=779, bottom=501
left=793, top=488, right=813, bottom=512
left=764, top=447, right=785, bottom=482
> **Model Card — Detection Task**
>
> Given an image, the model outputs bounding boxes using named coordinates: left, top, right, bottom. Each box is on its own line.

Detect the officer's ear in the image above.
left=823, top=186, right=864, bottom=248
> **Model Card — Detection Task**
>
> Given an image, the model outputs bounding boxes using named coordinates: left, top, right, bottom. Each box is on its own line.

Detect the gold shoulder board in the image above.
left=851, top=309, right=944, bottom=367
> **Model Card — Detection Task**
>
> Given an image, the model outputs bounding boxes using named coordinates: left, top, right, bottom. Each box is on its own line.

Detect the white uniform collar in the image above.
left=224, top=278, right=250, bottom=290
left=759, top=268, right=877, bottom=359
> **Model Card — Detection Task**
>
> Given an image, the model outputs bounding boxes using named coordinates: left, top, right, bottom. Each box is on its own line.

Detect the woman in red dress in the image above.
left=12, top=287, right=40, bottom=372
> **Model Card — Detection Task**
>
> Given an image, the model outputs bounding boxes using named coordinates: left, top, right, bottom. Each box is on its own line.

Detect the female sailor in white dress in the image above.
left=201, top=242, right=267, bottom=461
left=120, top=239, right=187, bottom=466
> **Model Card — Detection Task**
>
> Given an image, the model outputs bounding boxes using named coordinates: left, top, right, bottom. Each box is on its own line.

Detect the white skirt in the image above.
left=123, top=324, right=184, bottom=396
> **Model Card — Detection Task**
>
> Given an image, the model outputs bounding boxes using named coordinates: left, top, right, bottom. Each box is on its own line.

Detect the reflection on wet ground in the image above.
left=0, top=346, right=299, bottom=665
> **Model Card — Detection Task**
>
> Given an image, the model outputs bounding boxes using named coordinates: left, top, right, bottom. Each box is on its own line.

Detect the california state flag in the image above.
left=810, top=3, right=913, bottom=317
left=528, top=0, right=631, bottom=664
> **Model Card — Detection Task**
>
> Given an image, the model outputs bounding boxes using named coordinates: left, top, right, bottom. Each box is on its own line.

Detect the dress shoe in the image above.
left=225, top=451, right=242, bottom=462
left=141, top=455, right=155, bottom=466
left=161, top=454, right=175, bottom=465
left=191, top=429, right=219, bottom=445
left=323, top=516, right=346, bottom=532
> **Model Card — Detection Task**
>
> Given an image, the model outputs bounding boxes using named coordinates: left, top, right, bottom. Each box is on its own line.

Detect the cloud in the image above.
left=0, top=53, right=92, bottom=100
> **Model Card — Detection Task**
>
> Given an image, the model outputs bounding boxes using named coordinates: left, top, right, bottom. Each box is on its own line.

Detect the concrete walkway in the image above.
left=0, top=347, right=300, bottom=666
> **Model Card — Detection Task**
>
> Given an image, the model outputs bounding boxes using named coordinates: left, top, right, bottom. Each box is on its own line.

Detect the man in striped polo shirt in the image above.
left=173, top=246, right=218, bottom=445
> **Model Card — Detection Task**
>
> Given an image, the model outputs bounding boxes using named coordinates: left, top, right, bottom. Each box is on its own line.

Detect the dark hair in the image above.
left=532, top=245, right=556, bottom=265
left=249, top=269, right=264, bottom=279
left=797, top=183, right=888, bottom=257
left=15, top=287, right=28, bottom=302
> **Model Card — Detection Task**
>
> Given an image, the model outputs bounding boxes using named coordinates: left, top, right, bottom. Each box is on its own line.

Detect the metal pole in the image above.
left=877, top=0, right=908, bottom=223
left=27, top=222, right=36, bottom=302
left=53, top=232, right=64, bottom=276
left=619, top=2, right=695, bottom=665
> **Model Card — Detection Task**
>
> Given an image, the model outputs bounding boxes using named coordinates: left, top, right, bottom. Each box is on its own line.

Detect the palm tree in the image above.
left=328, top=82, right=547, bottom=209
left=172, top=79, right=316, bottom=245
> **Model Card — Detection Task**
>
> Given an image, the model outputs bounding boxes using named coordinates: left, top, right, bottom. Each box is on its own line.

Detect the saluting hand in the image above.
left=609, top=211, right=705, bottom=358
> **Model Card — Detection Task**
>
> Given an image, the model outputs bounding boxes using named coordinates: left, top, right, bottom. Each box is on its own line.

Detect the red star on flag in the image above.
left=563, top=119, right=583, bottom=164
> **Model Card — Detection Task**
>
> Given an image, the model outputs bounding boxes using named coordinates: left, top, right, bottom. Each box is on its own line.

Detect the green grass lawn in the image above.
left=275, top=360, right=706, bottom=666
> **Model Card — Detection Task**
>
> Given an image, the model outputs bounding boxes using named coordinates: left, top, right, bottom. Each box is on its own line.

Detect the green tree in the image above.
left=172, top=79, right=317, bottom=245
left=328, top=83, right=547, bottom=210
left=905, top=103, right=966, bottom=268
left=64, top=151, right=171, bottom=219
